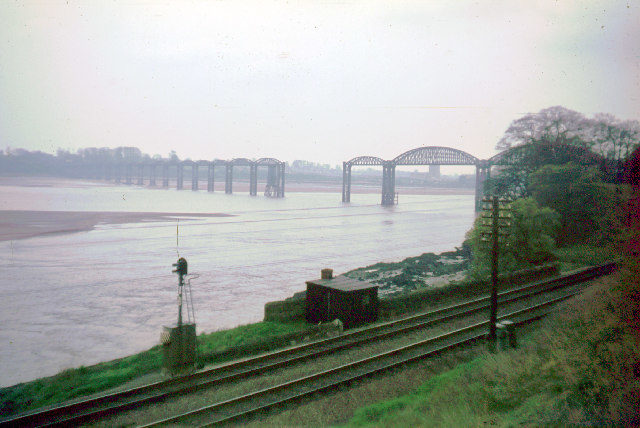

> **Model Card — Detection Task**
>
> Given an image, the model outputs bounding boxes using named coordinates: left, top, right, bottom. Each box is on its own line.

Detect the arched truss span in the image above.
left=256, top=157, right=283, bottom=165
left=392, top=146, right=479, bottom=166
left=346, top=156, right=385, bottom=166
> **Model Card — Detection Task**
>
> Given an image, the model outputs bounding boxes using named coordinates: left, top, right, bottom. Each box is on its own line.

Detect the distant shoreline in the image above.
left=0, top=176, right=474, bottom=242
left=0, top=175, right=475, bottom=195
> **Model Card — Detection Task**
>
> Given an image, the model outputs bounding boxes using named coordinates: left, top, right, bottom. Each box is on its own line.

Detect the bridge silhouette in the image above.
left=342, top=146, right=520, bottom=210
left=103, top=157, right=286, bottom=198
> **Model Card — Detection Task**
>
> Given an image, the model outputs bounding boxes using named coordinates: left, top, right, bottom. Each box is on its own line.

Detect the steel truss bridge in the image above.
left=101, top=158, right=285, bottom=198
left=342, top=146, right=533, bottom=210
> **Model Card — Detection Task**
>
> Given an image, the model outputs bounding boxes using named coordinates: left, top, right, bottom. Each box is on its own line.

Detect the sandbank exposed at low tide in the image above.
left=0, top=210, right=231, bottom=242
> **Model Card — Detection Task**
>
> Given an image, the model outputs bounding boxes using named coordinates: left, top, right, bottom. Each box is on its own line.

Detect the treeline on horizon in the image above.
left=1, top=105, right=638, bottom=186
left=0, top=146, right=477, bottom=187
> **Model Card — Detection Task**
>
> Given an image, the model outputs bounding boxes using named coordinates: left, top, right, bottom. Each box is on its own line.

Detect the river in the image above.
left=0, top=178, right=475, bottom=387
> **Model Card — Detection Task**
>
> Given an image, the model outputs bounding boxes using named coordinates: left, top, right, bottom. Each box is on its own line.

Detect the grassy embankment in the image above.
left=0, top=321, right=306, bottom=416
left=344, top=257, right=639, bottom=427
left=0, top=244, right=615, bottom=418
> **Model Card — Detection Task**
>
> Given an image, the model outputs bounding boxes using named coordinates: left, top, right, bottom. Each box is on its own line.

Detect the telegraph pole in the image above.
left=489, top=196, right=500, bottom=341
left=481, top=197, right=511, bottom=347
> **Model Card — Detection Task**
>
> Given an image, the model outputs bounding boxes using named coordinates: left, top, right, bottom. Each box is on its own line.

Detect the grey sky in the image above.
left=1, top=1, right=638, bottom=165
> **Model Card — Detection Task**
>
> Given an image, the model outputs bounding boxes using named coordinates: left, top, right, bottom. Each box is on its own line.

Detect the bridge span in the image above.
left=103, top=157, right=285, bottom=198
left=342, top=146, right=501, bottom=211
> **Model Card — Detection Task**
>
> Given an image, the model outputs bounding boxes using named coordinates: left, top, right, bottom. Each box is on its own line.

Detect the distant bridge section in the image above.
left=342, top=146, right=496, bottom=210
left=393, top=146, right=479, bottom=165
left=104, top=157, right=285, bottom=198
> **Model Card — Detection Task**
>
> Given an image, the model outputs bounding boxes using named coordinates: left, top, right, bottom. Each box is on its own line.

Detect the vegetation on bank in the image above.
left=0, top=321, right=307, bottom=417
left=344, top=248, right=470, bottom=294
left=345, top=261, right=640, bottom=427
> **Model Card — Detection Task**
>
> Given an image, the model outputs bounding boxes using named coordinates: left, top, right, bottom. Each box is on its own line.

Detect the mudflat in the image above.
left=0, top=210, right=231, bottom=242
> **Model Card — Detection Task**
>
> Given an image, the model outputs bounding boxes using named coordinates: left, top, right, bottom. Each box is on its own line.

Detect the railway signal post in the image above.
left=161, top=257, right=197, bottom=375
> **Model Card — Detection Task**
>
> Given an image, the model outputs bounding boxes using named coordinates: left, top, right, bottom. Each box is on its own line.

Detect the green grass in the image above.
left=344, top=258, right=640, bottom=427
left=553, top=243, right=618, bottom=272
left=0, top=320, right=307, bottom=417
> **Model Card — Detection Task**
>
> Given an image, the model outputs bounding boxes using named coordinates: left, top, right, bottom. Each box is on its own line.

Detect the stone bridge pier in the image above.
left=207, top=164, right=215, bottom=192
left=381, top=162, right=396, bottom=206
left=342, top=162, right=352, bottom=203
left=191, top=163, right=199, bottom=191
left=162, top=164, right=169, bottom=188
left=225, top=163, right=233, bottom=194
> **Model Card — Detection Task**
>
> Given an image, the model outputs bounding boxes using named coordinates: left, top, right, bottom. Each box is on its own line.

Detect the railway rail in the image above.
left=0, top=261, right=616, bottom=427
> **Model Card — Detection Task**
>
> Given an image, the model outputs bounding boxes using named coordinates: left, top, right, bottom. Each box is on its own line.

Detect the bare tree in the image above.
left=496, top=106, right=591, bottom=151
left=588, top=113, right=640, bottom=162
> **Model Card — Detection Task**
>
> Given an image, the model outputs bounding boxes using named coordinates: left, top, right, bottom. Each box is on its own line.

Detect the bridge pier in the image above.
left=381, top=162, right=396, bottom=206
left=342, top=162, right=352, bottom=203
left=207, top=164, right=215, bottom=192
left=250, top=164, right=258, bottom=196
left=278, top=162, right=285, bottom=197
left=225, top=164, right=233, bottom=194
left=266, top=165, right=277, bottom=196
left=137, top=164, right=144, bottom=185
left=125, top=164, right=133, bottom=185
left=264, top=163, right=285, bottom=198
left=177, top=164, right=184, bottom=190
left=475, top=161, right=490, bottom=212
left=192, top=164, right=199, bottom=191
left=162, top=164, right=169, bottom=188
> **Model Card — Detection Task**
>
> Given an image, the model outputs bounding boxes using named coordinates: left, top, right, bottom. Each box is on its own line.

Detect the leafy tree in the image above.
left=467, top=198, right=560, bottom=279
left=528, top=162, right=622, bottom=245
left=485, top=142, right=601, bottom=199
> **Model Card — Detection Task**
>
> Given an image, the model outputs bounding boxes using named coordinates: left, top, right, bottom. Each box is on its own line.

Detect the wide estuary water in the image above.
left=0, top=179, right=475, bottom=387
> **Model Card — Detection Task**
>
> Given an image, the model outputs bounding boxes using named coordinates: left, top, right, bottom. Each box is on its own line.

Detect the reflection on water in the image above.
left=0, top=181, right=474, bottom=387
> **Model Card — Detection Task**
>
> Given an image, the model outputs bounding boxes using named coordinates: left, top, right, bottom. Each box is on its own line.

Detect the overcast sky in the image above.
left=1, top=1, right=638, bottom=165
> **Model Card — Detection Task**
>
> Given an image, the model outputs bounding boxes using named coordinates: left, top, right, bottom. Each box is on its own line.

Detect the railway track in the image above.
left=0, top=262, right=616, bottom=427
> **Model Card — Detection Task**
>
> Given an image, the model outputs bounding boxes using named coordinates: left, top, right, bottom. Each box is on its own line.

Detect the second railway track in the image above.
left=0, top=261, right=616, bottom=427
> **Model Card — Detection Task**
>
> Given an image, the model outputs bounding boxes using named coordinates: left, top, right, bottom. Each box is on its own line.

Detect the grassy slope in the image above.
left=0, top=320, right=306, bottom=416
left=345, top=259, right=640, bottom=427
left=553, top=244, right=619, bottom=272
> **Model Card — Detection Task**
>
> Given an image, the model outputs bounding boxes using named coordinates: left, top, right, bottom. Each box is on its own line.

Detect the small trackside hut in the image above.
left=306, top=269, right=379, bottom=329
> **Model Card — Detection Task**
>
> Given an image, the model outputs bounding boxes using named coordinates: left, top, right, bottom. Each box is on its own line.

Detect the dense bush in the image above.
left=528, top=162, right=630, bottom=245
left=467, top=197, right=560, bottom=279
